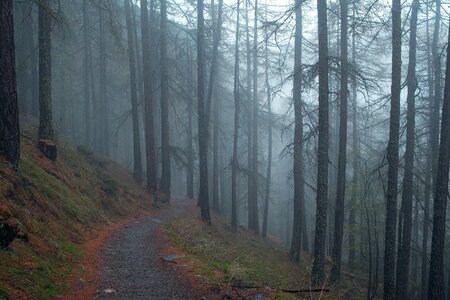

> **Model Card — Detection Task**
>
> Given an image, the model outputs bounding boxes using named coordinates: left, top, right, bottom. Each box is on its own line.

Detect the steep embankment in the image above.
left=164, top=214, right=368, bottom=299
left=0, top=125, right=154, bottom=299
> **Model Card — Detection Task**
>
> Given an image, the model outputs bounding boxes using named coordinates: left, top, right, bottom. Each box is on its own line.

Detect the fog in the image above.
left=2, top=0, right=450, bottom=298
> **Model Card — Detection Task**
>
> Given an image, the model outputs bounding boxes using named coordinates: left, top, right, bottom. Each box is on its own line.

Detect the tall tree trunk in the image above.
left=186, top=42, right=195, bottom=200
left=131, top=2, right=143, bottom=102
left=331, top=0, right=348, bottom=283
left=131, top=2, right=145, bottom=161
left=22, top=2, right=38, bottom=117
left=212, top=92, right=220, bottom=212
left=421, top=2, right=433, bottom=298
left=426, top=3, right=443, bottom=295
left=262, top=2, right=271, bottom=238
left=289, top=0, right=304, bottom=263
left=250, top=0, right=260, bottom=234
left=348, top=1, right=358, bottom=271
left=159, top=0, right=171, bottom=201
left=231, top=0, right=241, bottom=232
left=98, top=7, right=108, bottom=155
left=0, top=0, right=20, bottom=167
left=125, top=0, right=143, bottom=183
left=209, top=0, right=224, bottom=212
left=30, top=12, right=39, bottom=118
left=395, top=0, right=418, bottom=297
left=431, top=0, right=442, bottom=191
left=245, top=0, right=254, bottom=231
left=83, top=0, right=91, bottom=147
left=301, top=197, right=309, bottom=252
left=197, top=0, right=211, bottom=223
left=22, top=1, right=34, bottom=116
left=428, top=17, right=450, bottom=300
left=38, top=0, right=54, bottom=141
left=220, top=153, right=226, bottom=213
left=413, top=197, right=419, bottom=284
left=447, top=256, right=450, bottom=300
left=383, top=0, right=401, bottom=298
left=311, top=0, right=329, bottom=286
left=140, top=0, right=157, bottom=193
left=13, top=2, right=26, bottom=115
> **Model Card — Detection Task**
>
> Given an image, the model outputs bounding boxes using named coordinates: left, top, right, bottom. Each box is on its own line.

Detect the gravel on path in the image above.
left=96, top=198, right=198, bottom=300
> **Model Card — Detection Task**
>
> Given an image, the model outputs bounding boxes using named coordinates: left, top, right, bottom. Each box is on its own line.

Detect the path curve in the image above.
left=96, top=198, right=197, bottom=299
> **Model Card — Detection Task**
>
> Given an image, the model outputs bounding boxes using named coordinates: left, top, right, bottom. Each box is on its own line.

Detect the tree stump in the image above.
left=38, top=139, right=57, bottom=161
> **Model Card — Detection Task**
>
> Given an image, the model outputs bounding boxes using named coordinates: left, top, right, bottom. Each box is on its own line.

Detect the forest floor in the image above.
left=69, top=198, right=277, bottom=299
left=0, top=119, right=158, bottom=299
left=163, top=213, right=370, bottom=299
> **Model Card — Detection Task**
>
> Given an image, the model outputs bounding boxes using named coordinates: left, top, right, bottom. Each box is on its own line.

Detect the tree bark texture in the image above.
left=290, top=0, right=304, bottom=263
left=125, top=0, right=143, bottom=183
left=383, top=0, right=401, bottom=298
left=428, top=16, right=450, bottom=300
left=38, top=0, right=54, bottom=141
left=311, top=0, right=329, bottom=286
left=0, top=0, right=20, bottom=167
left=395, top=0, right=418, bottom=297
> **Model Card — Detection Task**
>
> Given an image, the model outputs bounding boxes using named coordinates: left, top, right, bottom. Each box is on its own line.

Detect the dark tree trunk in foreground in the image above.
left=311, top=0, right=329, bottom=286
left=38, top=0, right=54, bottom=141
left=231, top=0, right=241, bottom=233
left=140, top=0, right=157, bottom=193
left=428, top=18, right=450, bottom=300
left=289, top=0, right=304, bottom=263
left=331, top=0, right=348, bottom=283
left=160, top=0, right=171, bottom=201
left=0, top=0, right=20, bottom=167
left=210, top=0, right=224, bottom=213
left=383, top=0, right=401, bottom=298
left=395, top=0, right=418, bottom=297
left=348, top=2, right=358, bottom=270
left=197, top=0, right=211, bottom=223
left=125, top=0, right=143, bottom=183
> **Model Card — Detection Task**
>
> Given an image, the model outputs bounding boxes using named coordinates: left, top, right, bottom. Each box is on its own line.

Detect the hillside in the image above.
left=0, top=123, right=155, bottom=299
left=163, top=214, right=369, bottom=299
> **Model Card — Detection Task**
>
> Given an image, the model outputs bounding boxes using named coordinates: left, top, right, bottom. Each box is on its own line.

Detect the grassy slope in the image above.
left=164, top=214, right=368, bottom=299
left=0, top=125, right=153, bottom=299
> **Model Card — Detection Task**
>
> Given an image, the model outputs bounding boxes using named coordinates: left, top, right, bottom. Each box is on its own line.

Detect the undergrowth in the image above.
left=0, top=122, right=153, bottom=299
left=164, top=214, right=368, bottom=299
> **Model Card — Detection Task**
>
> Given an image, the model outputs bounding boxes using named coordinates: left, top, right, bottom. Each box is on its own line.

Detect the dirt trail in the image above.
left=94, top=198, right=197, bottom=299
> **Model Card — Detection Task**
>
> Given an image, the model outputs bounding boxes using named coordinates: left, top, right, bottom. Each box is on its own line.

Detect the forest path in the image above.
left=95, top=198, right=197, bottom=299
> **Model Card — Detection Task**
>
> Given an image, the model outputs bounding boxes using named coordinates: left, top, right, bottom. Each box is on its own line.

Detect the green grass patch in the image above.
left=164, top=215, right=306, bottom=290
left=0, top=284, right=9, bottom=299
left=164, top=214, right=368, bottom=299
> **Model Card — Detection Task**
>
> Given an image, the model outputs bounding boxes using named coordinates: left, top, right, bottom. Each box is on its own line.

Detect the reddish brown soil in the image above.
left=65, top=199, right=273, bottom=300
left=65, top=212, right=156, bottom=299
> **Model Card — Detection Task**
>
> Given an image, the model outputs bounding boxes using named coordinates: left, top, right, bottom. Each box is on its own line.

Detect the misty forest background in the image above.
left=1, top=0, right=450, bottom=298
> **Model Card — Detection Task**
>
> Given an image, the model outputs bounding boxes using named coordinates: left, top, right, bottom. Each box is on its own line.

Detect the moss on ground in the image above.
left=164, top=214, right=368, bottom=299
